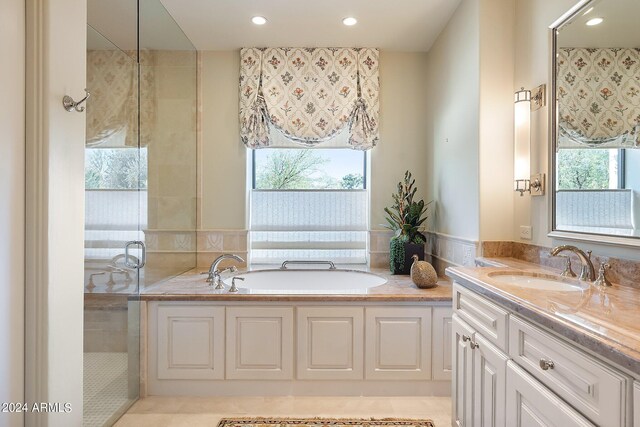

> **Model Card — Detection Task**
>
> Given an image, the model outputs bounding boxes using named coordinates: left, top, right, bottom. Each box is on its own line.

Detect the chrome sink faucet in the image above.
left=207, top=254, right=244, bottom=289
left=550, top=245, right=595, bottom=282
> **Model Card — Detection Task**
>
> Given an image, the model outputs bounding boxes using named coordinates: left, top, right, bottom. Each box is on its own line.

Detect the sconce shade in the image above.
left=514, top=87, right=531, bottom=187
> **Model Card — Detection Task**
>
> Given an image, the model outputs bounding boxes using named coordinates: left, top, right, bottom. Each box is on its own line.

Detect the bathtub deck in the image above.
left=138, top=268, right=452, bottom=302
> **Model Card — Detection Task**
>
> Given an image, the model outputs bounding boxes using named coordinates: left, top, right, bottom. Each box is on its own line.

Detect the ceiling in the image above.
left=159, top=0, right=462, bottom=52
left=558, top=0, right=640, bottom=48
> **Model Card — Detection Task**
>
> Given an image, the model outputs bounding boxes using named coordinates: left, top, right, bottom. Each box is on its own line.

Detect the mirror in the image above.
left=551, top=0, right=640, bottom=245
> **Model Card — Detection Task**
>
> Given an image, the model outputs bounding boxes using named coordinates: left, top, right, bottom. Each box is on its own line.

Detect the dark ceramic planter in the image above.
left=390, top=241, right=425, bottom=275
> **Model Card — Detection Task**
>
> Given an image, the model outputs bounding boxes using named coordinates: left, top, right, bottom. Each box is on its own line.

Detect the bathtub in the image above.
left=221, top=269, right=387, bottom=294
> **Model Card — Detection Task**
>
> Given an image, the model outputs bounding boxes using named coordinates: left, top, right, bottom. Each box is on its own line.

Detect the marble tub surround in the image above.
left=482, top=240, right=640, bottom=289
left=196, top=229, right=248, bottom=268
left=139, top=267, right=452, bottom=302
left=447, top=261, right=640, bottom=376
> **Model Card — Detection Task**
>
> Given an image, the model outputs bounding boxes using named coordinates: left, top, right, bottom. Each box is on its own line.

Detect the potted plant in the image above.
left=383, top=171, right=432, bottom=275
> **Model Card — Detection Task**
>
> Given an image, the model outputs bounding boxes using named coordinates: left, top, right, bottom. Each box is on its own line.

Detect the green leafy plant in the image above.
left=383, top=171, right=432, bottom=273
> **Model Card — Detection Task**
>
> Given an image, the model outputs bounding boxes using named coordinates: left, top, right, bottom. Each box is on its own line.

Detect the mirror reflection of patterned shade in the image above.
left=557, top=47, right=640, bottom=149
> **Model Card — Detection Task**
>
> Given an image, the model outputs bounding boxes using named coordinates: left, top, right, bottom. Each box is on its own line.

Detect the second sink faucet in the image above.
left=550, top=245, right=595, bottom=282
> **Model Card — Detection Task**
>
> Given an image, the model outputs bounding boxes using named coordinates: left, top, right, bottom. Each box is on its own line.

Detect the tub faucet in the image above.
left=550, top=245, right=595, bottom=282
left=208, top=254, right=244, bottom=289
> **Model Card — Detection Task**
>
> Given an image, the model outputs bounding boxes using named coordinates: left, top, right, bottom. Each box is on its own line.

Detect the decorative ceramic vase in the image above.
left=390, top=239, right=424, bottom=275
left=410, top=254, right=438, bottom=288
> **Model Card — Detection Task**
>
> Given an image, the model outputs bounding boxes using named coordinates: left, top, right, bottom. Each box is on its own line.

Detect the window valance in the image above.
left=239, top=47, right=380, bottom=150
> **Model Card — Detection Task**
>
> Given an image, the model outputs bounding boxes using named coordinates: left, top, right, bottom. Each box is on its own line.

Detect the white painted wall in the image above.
left=25, top=0, right=86, bottom=424
left=425, top=0, right=481, bottom=240
left=514, top=0, right=640, bottom=260
left=0, top=0, right=25, bottom=426
left=199, top=51, right=430, bottom=231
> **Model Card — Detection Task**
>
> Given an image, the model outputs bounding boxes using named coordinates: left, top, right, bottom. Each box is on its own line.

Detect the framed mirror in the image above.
left=550, top=0, right=640, bottom=246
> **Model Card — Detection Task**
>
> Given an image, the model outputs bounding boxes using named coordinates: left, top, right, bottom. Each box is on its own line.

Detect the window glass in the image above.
left=85, top=147, right=147, bottom=190
left=253, top=148, right=365, bottom=190
left=556, top=148, right=622, bottom=190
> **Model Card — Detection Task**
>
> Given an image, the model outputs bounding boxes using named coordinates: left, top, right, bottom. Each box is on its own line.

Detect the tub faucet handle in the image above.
left=229, top=277, right=245, bottom=293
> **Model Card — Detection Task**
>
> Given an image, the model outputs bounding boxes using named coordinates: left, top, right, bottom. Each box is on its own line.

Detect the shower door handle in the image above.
left=124, top=240, right=146, bottom=269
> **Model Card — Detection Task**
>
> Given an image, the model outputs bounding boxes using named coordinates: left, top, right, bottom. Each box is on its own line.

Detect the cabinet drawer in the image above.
left=509, top=316, right=628, bottom=427
left=506, top=361, right=595, bottom=427
left=453, top=283, right=508, bottom=351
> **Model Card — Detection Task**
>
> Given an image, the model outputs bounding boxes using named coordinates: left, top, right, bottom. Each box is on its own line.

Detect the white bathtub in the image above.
left=222, top=269, right=387, bottom=294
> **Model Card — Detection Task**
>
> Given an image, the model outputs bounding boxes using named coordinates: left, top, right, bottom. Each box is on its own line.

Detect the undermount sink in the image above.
left=487, top=272, right=587, bottom=292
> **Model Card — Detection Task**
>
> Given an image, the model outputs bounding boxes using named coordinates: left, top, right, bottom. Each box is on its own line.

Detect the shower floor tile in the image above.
left=84, top=352, right=133, bottom=427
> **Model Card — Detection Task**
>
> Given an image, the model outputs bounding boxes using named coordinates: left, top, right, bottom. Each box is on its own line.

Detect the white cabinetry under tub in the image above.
left=146, top=301, right=453, bottom=396
left=297, top=306, right=363, bottom=380
left=226, top=306, right=294, bottom=380
left=432, top=306, right=453, bottom=381
left=364, top=307, right=432, bottom=380
left=156, top=304, right=225, bottom=380
left=451, top=283, right=634, bottom=427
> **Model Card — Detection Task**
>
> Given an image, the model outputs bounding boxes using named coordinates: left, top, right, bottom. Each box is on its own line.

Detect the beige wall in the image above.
left=514, top=0, right=640, bottom=260
left=0, top=0, right=25, bottom=425
left=199, top=50, right=431, bottom=233
left=479, top=0, right=516, bottom=241
left=425, top=0, right=481, bottom=241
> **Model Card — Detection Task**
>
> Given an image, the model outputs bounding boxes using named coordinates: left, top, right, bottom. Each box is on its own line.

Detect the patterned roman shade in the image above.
left=557, top=47, right=640, bottom=149
left=239, top=47, right=380, bottom=150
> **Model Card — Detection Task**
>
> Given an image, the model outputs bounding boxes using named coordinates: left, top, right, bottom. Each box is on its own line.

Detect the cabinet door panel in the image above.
left=226, top=307, right=293, bottom=380
left=432, top=307, right=453, bottom=381
left=454, top=283, right=508, bottom=351
left=297, top=307, right=363, bottom=380
left=505, top=361, right=595, bottom=427
left=452, top=315, right=475, bottom=427
left=473, top=333, right=508, bottom=427
left=634, top=382, right=640, bottom=427
left=365, top=307, right=432, bottom=380
left=509, top=316, right=627, bottom=427
left=157, top=305, right=224, bottom=380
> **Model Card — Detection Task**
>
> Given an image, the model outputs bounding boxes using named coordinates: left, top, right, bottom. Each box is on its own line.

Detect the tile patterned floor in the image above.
left=114, top=396, right=452, bottom=427
left=84, top=352, right=133, bottom=427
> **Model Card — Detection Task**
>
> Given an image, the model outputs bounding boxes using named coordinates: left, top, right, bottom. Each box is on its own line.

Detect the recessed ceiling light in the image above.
left=586, top=17, right=603, bottom=26
left=251, top=16, right=267, bottom=25
left=342, top=17, right=358, bottom=26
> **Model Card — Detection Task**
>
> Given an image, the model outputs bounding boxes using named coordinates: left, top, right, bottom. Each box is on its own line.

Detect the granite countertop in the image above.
left=138, top=267, right=453, bottom=302
left=447, top=257, right=640, bottom=376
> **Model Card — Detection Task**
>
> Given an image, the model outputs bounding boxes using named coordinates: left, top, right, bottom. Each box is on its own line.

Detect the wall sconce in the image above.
left=514, top=86, right=545, bottom=197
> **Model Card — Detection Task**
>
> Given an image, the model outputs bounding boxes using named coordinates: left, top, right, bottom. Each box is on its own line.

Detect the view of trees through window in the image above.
left=85, top=148, right=148, bottom=190
left=254, top=148, right=365, bottom=190
left=556, top=148, right=620, bottom=190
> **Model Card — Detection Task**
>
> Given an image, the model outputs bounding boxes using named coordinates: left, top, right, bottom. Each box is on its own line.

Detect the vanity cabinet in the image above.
left=452, top=314, right=507, bottom=427
left=505, top=361, right=594, bottom=427
left=634, top=382, right=640, bottom=427
left=452, top=283, right=632, bottom=427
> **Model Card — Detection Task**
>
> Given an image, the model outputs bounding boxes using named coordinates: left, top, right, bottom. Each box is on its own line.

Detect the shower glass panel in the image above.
left=84, top=1, right=197, bottom=425
left=83, top=24, right=141, bottom=427
left=139, top=0, right=198, bottom=290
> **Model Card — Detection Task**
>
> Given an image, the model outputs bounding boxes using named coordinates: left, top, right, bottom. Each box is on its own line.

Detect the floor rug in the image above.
left=217, top=418, right=435, bottom=427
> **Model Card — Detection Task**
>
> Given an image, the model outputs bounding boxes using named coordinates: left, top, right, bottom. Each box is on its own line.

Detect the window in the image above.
left=556, top=148, right=624, bottom=190
left=250, top=148, right=368, bottom=265
left=85, top=147, right=148, bottom=190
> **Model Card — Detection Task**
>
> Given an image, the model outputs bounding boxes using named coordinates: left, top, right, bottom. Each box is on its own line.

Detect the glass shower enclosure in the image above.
left=83, top=1, right=197, bottom=425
